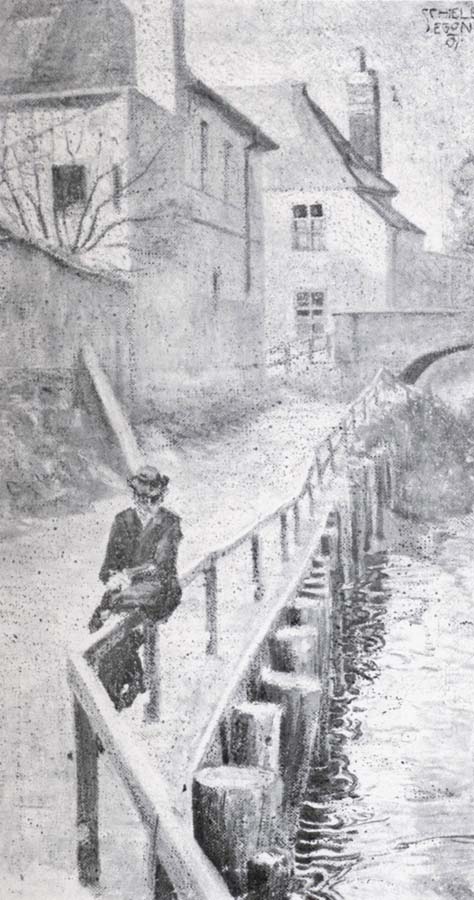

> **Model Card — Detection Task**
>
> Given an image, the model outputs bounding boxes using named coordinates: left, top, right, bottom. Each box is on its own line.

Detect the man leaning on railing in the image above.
left=88, top=466, right=183, bottom=711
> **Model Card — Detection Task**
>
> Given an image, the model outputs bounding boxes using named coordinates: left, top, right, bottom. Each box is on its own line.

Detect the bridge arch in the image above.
left=400, top=343, right=474, bottom=385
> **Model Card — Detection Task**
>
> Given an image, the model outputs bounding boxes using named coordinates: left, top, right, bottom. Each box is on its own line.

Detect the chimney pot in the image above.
left=356, top=46, right=367, bottom=72
left=346, top=51, right=382, bottom=173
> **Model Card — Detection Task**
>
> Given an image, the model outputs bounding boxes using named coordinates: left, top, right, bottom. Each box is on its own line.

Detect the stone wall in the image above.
left=392, top=232, right=474, bottom=309
left=0, top=235, right=132, bottom=402
left=332, top=308, right=474, bottom=387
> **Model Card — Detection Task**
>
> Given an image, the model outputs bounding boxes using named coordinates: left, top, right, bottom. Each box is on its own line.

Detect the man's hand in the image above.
left=107, top=570, right=131, bottom=592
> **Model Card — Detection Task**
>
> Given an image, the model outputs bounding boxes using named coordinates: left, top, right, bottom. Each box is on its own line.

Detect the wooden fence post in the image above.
left=351, top=404, right=357, bottom=432
left=327, top=436, right=336, bottom=473
left=340, top=421, right=349, bottom=456
left=293, top=500, right=302, bottom=546
left=251, top=533, right=263, bottom=603
left=315, top=451, right=323, bottom=486
left=148, top=823, right=177, bottom=900
left=74, top=698, right=100, bottom=886
left=144, top=621, right=161, bottom=722
left=205, top=558, right=218, bottom=655
left=280, top=512, right=289, bottom=562
left=373, top=381, right=379, bottom=407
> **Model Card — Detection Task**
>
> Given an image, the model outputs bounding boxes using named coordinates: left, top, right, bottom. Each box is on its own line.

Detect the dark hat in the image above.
left=127, top=465, right=169, bottom=499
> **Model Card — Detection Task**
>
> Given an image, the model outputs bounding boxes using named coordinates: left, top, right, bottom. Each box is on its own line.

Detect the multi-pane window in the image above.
left=295, top=291, right=325, bottom=334
left=292, top=202, right=325, bottom=250
left=200, top=120, right=209, bottom=190
left=52, top=164, right=86, bottom=212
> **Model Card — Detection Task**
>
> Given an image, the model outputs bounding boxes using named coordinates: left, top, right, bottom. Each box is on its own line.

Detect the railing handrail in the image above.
left=80, top=366, right=400, bottom=662
left=68, top=364, right=408, bottom=900
left=67, top=653, right=232, bottom=900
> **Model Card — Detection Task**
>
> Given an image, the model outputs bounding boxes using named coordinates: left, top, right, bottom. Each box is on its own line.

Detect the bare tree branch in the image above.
left=80, top=212, right=163, bottom=255
left=0, top=111, right=169, bottom=268
left=77, top=147, right=164, bottom=252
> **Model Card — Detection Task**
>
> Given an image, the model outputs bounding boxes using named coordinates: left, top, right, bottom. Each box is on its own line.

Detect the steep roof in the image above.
left=0, top=1, right=276, bottom=152
left=221, top=80, right=424, bottom=234
left=362, top=193, right=425, bottom=234
left=186, top=77, right=278, bottom=152
left=0, top=0, right=135, bottom=95
left=301, top=85, right=397, bottom=196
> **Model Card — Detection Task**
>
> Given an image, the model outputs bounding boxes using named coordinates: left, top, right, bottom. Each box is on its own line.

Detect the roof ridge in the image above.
left=301, top=83, right=397, bottom=196
left=359, top=191, right=425, bottom=234
left=185, top=71, right=279, bottom=151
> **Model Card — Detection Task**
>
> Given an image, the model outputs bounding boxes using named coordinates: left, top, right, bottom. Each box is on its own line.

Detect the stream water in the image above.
left=296, top=514, right=474, bottom=900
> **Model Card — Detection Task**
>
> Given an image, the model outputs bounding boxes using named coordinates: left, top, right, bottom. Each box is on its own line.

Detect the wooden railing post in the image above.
left=74, top=698, right=100, bottom=886
left=340, top=421, right=349, bottom=456
left=251, top=533, right=263, bottom=602
left=293, top=500, right=302, bottom=546
left=148, top=824, right=176, bottom=900
left=351, top=404, right=357, bottom=432
left=373, top=381, right=379, bottom=407
left=280, top=511, right=289, bottom=562
left=144, top=621, right=161, bottom=722
left=205, top=558, right=218, bottom=655
left=327, top=436, right=336, bottom=473
left=315, top=451, right=323, bottom=486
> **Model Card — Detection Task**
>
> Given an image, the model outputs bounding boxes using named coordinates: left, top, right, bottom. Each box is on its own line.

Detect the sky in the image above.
left=186, top=0, right=474, bottom=251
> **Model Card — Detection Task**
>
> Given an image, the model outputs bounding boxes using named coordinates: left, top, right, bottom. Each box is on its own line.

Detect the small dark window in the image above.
left=200, top=120, right=209, bottom=190
left=293, top=204, right=308, bottom=218
left=112, top=165, right=123, bottom=210
left=292, top=202, right=325, bottom=250
left=223, top=140, right=233, bottom=202
left=52, top=164, right=86, bottom=212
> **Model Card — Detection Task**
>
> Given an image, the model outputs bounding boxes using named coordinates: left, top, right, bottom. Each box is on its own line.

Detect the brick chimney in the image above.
left=346, top=48, right=382, bottom=173
left=123, top=0, right=186, bottom=112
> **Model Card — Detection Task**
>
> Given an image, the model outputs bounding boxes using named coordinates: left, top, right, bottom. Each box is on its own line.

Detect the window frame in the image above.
left=52, top=163, right=87, bottom=213
left=292, top=202, right=325, bottom=251
left=295, top=290, right=326, bottom=334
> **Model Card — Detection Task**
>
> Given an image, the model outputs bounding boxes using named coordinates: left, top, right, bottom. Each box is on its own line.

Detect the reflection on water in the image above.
left=295, top=519, right=474, bottom=900
left=296, top=553, right=390, bottom=899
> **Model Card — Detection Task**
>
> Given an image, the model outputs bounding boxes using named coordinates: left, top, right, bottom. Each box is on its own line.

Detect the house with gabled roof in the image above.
left=0, top=0, right=277, bottom=406
left=222, top=51, right=427, bottom=358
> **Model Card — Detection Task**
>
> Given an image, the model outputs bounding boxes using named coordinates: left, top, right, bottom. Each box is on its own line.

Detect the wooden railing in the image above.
left=266, top=333, right=329, bottom=372
left=67, top=365, right=408, bottom=899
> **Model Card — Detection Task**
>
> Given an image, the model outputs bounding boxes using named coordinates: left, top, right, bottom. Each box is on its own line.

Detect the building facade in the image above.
left=224, top=55, right=441, bottom=359
left=0, top=0, right=276, bottom=406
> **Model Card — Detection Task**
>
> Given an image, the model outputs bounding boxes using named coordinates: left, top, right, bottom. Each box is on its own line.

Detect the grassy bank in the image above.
left=358, top=390, right=474, bottom=522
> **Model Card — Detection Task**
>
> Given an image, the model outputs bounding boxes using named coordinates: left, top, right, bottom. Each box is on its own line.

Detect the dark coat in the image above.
left=90, top=505, right=183, bottom=711
left=99, top=506, right=183, bottom=621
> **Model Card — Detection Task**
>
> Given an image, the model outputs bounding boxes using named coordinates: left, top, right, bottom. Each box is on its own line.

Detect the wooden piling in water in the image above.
left=230, top=702, right=282, bottom=771
left=261, top=669, right=321, bottom=819
left=269, top=625, right=320, bottom=677
left=193, top=766, right=283, bottom=896
left=247, top=851, right=291, bottom=900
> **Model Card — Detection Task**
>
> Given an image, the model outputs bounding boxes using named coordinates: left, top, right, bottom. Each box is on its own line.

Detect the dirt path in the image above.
left=0, top=392, right=342, bottom=898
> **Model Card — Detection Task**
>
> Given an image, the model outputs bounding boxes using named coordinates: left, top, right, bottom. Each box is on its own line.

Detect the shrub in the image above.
left=357, top=391, right=474, bottom=522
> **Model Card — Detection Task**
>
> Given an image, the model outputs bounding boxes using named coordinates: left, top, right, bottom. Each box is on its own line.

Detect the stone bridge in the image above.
left=332, top=308, right=474, bottom=387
